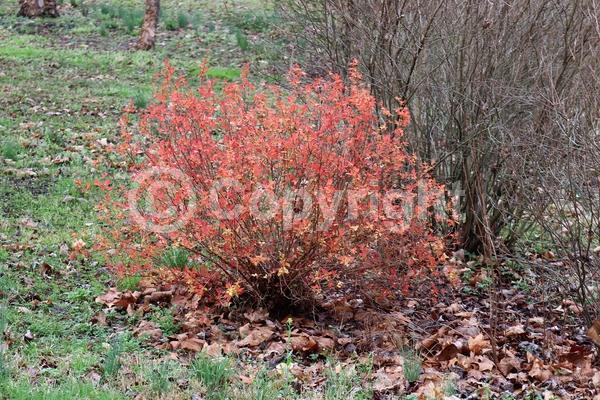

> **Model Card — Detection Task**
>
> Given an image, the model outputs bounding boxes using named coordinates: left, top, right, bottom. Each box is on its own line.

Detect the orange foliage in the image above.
left=98, top=62, right=449, bottom=309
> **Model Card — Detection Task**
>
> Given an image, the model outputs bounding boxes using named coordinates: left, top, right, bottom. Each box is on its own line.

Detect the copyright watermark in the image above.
left=128, top=169, right=464, bottom=233
left=128, top=167, right=198, bottom=233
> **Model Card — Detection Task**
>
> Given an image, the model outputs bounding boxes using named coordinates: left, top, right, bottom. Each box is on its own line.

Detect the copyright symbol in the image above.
left=127, top=167, right=197, bottom=234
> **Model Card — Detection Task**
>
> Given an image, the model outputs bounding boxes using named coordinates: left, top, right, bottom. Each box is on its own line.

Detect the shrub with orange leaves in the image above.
left=100, top=62, right=449, bottom=311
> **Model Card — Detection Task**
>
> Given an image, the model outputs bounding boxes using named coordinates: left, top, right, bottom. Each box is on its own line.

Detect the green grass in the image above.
left=191, top=352, right=233, bottom=400
left=402, top=351, right=422, bottom=384
left=116, top=274, right=141, bottom=291
left=235, top=30, right=250, bottom=51
left=0, top=305, right=8, bottom=381
left=323, top=360, right=373, bottom=400
left=0, top=0, right=369, bottom=398
left=1, top=140, right=23, bottom=161
left=0, top=249, right=9, bottom=263
left=102, top=336, right=124, bottom=379
left=205, top=66, right=241, bottom=80
left=0, top=380, right=125, bottom=400
left=177, top=11, right=190, bottom=29
left=160, top=246, right=192, bottom=270
left=149, top=307, right=180, bottom=336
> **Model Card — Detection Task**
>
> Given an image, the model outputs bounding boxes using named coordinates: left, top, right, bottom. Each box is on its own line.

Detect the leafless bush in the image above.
left=519, top=52, right=600, bottom=324
left=279, top=0, right=600, bottom=256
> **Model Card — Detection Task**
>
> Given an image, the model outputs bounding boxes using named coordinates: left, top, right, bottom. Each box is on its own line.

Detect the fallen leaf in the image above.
left=528, top=317, right=544, bottom=326
left=468, top=334, right=491, bottom=355
left=24, top=330, right=34, bottom=342
left=290, top=334, right=318, bottom=353
left=179, top=338, right=206, bottom=352
left=372, top=365, right=405, bottom=392
left=587, top=320, right=600, bottom=346
left=203, top=342, right=223, bottom=357
left=145, top=290, right=172, bottom=304
left=314, top=336, right=335, bottom=352
left=498, top=354, right=522, bottom=375
left=95, top=289, right=122, bottom=308
left=90, top=312, right=107, bottom=326
left=528, top=357, right=552, bottom=382
left=505, top=324, right=526, bottom=337
left=477, top=356, right=495, bottom=372
left=236, top=326, right=274, bottom=347
left=133, top=320, right=162, bottom=340
left=437, top=343, right=460, bottom=361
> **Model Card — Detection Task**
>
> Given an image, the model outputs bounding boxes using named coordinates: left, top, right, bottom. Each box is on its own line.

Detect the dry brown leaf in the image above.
left=243, top=309, right=269, bottom=323
left=314, top=336, right=335, bottom=352
left=437, top=343, right=460, bottom=361
left=179, top=338, right=206, bottom=352
left=372, top=365, right=405, bottom=392
left=528, top=357, right=552, bottom=382
left=505, top=324, right=526, bottom=337
left=290, top=334, right=318, bottom=353
left=477, top=356, right=495, bottom=372
left=203, top=342, right=223, bottom=357
left=236, top=326, right=274, bottom=347
left=468, top=334, right=491, bottom=355
left=133, top=320, right=162, bottom=340
left=145, top=290, right=172, bottom=304
left=95, top=288, right=121, bottom=307
left=587, top=320, right=600, bottom=346
left=90, top=312, right=107, bottom=326
left=498, top=355, right=522, bottom=375
left=528, top=317, right=544, bottom=326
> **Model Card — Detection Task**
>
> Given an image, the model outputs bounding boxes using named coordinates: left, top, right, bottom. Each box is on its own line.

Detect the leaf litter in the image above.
left=94, top=258, right=600, bottom=399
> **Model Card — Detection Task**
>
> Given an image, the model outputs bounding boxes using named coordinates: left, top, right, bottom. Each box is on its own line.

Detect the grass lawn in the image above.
left=0, top=1, right=332, bottom=399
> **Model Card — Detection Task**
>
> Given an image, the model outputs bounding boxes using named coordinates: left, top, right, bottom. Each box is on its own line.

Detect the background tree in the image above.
left=137, top=0, right=160, bottom=50
left=18, top=0, right=59, bottom=18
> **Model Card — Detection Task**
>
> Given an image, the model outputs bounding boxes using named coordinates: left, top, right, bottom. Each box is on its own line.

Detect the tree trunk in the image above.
left=18, top=0, right=59, bottom=18
left=136, top=0, right=160, bottom=50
